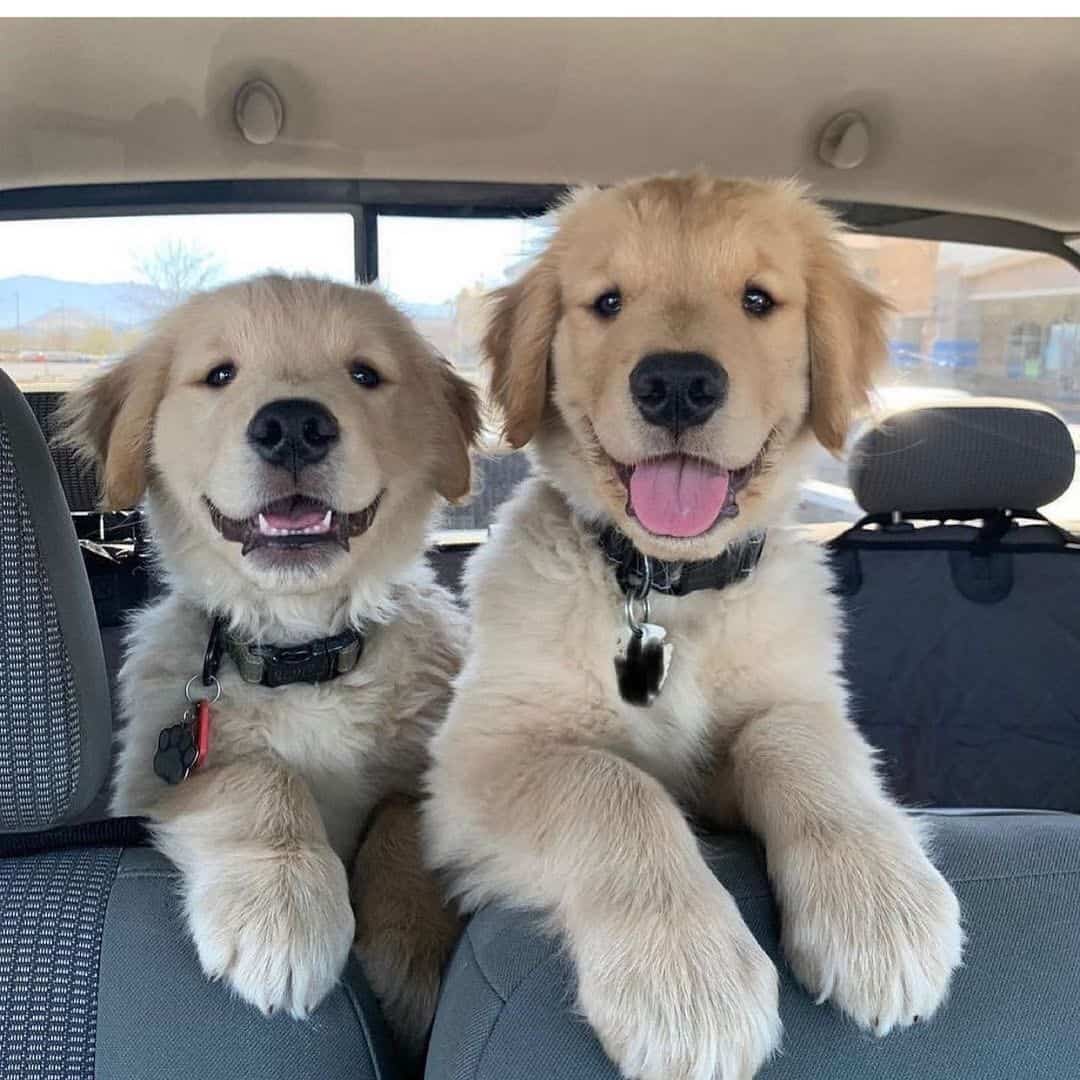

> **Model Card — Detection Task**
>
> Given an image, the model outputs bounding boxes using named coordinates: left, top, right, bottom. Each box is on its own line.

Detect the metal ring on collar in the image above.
left=636, top=554, right=654, bottom=597
left=185, top=674, right=222, bottom=704
left=624, top=591, right=651, bottom=634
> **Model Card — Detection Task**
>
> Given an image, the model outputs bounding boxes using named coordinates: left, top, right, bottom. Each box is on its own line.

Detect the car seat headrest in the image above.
left=848, top=398, right=1075, bottom=518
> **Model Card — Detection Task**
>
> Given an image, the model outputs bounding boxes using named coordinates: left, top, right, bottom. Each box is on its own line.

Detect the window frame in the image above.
left=1, top=179, right=1078, bottom=281
left=0, top=180, right=566, bottom=288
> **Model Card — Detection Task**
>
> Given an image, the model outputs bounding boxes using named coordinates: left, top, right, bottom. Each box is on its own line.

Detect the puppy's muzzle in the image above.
left=629, top=352, right=728, bottom=435
left=247, top=398, right=340, bottom=472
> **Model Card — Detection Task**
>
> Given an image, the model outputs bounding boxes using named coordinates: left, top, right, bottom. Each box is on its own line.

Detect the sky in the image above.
left=938, top=242, right=1020, bottom=267
left=0, top=211, right=548, bottom=307
left=377, top=215, right=548, bottom=305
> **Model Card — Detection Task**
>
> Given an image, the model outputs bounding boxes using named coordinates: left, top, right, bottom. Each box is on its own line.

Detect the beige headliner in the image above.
left=2, top=18, right=1078, bottom=232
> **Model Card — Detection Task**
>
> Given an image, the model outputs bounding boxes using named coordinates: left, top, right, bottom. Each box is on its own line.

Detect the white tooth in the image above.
left=255, top=512, right=334, bottom=539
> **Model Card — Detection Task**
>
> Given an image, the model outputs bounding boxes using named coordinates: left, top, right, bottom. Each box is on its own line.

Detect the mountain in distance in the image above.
left=0, top=275, right=164, bottom=330
left=21, top=307, right=116, bottom=335
left=0, top=276, right=465, bottom=332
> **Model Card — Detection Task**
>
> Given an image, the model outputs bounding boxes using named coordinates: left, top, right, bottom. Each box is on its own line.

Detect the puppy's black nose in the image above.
left=629, top=352, right=728, bottom=434
left=246, top=399, right=340, bottom=471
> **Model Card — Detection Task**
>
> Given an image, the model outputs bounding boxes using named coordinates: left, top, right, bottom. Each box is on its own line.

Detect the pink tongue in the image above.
left=264, top=509, right=327, bottom=530
left=628, top=458, right=730, bottom=538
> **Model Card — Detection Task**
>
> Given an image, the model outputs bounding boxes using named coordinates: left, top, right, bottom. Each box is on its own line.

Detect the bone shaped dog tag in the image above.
left=615, top=621, right=673, bottom=707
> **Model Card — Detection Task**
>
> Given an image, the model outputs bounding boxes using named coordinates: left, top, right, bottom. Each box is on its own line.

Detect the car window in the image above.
left=377, top=214, right=550, bottom=537
left=825, top=237, right=1080, bottom=525
left=0, top=213, right=354, bottom=392
left=378, top=215, right=1080, bottom=528
left=4, top=210, right=1078, bottom=529
left=376, top=213, right=548, bottom=379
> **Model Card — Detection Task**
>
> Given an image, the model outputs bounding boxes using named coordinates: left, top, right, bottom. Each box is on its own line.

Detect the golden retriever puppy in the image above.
left=424, top=176, right=963, bottom=1080
left=59, top=275, right=478, bottom=1056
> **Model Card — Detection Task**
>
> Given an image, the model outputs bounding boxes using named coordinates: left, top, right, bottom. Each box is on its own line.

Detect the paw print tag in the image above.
left=153, top=676, right=218, bottom=785
left=153, top=709, right=200, bottom=785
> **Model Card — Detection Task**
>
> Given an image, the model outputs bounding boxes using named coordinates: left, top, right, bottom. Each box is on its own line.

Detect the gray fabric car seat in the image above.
left=22, top=390, right=99, bottom=514
left=0, top=369, right=401, bottom=1080
left=832, top=398, right=1080, bottom=810
left=427, top=811, right=1080, bottom=1080
left=427, top=398, right=1080, bottom=1079
left=0, top=379, right=111, bottom=833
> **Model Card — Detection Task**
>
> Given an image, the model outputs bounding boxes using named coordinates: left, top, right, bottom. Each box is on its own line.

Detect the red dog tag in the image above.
left=193, top=699, right=212, bottom=767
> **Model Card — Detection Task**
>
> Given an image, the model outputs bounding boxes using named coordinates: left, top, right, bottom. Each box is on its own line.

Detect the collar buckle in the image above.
left=224, top=627, right=365, bottom=688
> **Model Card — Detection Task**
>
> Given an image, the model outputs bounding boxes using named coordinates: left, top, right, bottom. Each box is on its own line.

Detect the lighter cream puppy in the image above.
left=425, top=176, right=963, bottom=1080
left=60, top=275, right=478, bottom=1055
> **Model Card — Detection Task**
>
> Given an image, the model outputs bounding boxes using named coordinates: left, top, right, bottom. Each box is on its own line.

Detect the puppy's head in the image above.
left=60, top=275, right=480, bottom=602
left=485, top=175, right=889, bottom=558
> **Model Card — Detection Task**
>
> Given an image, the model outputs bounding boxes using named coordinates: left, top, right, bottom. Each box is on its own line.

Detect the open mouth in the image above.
left=614, top=449, right=767, bottom=539
left=205, top=493, right=383, bottom=556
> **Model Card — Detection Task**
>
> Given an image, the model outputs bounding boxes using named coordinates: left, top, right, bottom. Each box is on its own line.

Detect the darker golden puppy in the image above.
left=426, top=176, right=963, bottom=1080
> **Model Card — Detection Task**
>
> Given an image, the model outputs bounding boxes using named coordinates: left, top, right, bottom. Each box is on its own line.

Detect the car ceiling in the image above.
left=1, top=18, right=1078, bottom=233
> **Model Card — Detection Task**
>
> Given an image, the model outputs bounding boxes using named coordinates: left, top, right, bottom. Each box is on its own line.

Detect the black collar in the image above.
left=202, top=616, right=365, bottom=689
left=597, top=526, right=767, bottom=599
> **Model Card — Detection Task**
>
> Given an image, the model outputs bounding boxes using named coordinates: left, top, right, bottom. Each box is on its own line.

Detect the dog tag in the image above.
left=153, top=699, right=212, bottom=785
left=614, top=620, right=673, bottom=707
left=193, top=699, right=211, bottom=765
left=153, top=708, right=200, bottom=785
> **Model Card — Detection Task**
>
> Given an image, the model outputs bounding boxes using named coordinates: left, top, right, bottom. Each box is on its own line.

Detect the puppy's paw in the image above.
left=572, top=881, right=781, bottom=1080
left=352, top=794, right=462, bottom=1061
left=779, top=829, right=963, bottom=1035
left=187, top=844, right=355, bottom=1020
left=354, top=922, right=455, bottom=1061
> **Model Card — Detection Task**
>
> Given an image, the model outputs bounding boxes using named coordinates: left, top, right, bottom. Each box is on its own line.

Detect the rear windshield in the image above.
left=2, top=210, right=1078, bottom=526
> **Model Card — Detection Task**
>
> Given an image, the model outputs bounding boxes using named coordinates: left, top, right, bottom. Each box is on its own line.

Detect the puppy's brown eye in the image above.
left=742, top=286, right=775, bottom=317
left=205, top=362, right=236, bottom=388
left=592, top=291, right=622, bottom=319
left=350, top=361, right=382, bottom=389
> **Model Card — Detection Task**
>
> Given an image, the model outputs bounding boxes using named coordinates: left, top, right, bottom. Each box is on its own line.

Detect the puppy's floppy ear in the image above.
left=55, top=334, right=172, bottom=508
left=806, top=230, right=892, bottom=454
left=484, top=257, right=560, bottom=449
left=430, top=357, right=482, bottom=503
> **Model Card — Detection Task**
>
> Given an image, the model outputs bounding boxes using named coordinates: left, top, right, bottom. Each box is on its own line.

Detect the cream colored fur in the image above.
left=424, top=176, right=964, bottom=1080
left=58, top=275, right=479, bottom=1057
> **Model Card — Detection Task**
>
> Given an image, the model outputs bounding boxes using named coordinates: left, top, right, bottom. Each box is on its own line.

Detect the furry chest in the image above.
left=207, top=678, right=386, bottom=851
left=587, top=593, right=720, bottom=792
left=209, top=677, right=379, bottom=760
left=603, top=585, right=762, bottom=792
